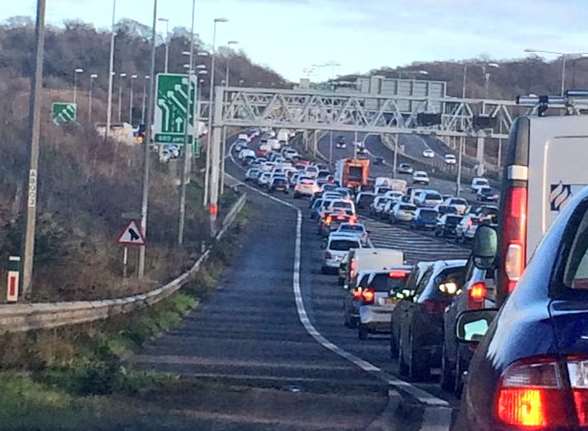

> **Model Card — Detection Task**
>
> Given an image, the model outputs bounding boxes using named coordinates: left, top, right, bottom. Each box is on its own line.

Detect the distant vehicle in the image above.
left=244, top=168, right=261, bottom=182
left=412, top=171, right=430, bottom=185
left=305, top=165, right=319, bottom=178
left=470, top=177, right=489, bottom=193
left=234, top=139, right=248, bottom=152
left=293, top=178, right=320, bottom=198
left=434, top=204, right=459, bottom=216
left=325, top=199, right=356, bottom=217
left=309, top=198, right=323, bottom=220
left=268, top=177, right=289, bottom=193
left=455, top=214, right=480, bottom=243
left=318, top=211, right=357, bottom=237
left=355, top=142, right=367, bottom=155
left=389, top=202, right=417, bottom=224
left=277, top=129, right=290, bottom=143
left=357, top=267, right=412, bottom=340
left=415, top=191, right=443, bottom=208
left=444, top=154, right=457, bottom=165
left=369, top=196, right=392, bottom=217
left=476, top=186, right=499, bottom=202
left=442, top=197, right=468, bottom=215
left=411, top=208, right=439, bottom=230
left=268, top=138, right=281, bottom=151
left=374, top=186, right=392, bottom=196
left=336, top=137, right=347, bottom=149
left=282, top=148, right=299, bottom=160
left=422, top=149, right=435, bottom=158
left=472, top=205, right=499, bottom=224
left=355, top=192, right=375, bottom=210
left=238, top=148, right=256, bottom=161
left=394, top=259, right=467, bottom=380
left=238, top=133, right=250, bottom=142
left=435, top=214, right=463, bottom=238
left=257, top=171, right=272, bottom=188
left=383, top=190, right=404, bottom=202
left=321, top=233, right=363, bottom=274
left=398, top=163, right=414, bottom=174
left=334, top=158, right=370, bottom=189
left=335, top=223, right=369, bottom=245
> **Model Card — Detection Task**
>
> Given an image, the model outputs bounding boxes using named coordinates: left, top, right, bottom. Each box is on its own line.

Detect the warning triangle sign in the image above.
left=117, top=221, right=145, bottom=246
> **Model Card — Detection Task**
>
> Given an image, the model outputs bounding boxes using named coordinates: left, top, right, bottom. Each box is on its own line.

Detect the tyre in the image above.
left=440, top=343, right=455, bottom=391
left=407, top=331, right=431, bottom=381
left=358, top=324, right=369, bottom=340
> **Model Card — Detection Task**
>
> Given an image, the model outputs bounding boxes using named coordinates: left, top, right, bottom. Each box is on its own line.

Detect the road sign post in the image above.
left=6, top=256, right=21, bottom=303
left=117, top=220, right=146, bottom=277
left=51, top=102, right=77, bottom=125
left=154, top=73, right=197, bottom=146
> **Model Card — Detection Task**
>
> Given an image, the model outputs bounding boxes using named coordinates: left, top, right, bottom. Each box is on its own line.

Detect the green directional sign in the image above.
left=154, top=73, right=197, bottom=145
left=51, top=102, right=77, bottom=125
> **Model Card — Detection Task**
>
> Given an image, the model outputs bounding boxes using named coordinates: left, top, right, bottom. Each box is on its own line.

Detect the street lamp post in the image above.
left=129, top=74, right=138, bottom=125
left=224, top=40, right=238, bottom=87
left=204, top=17, right=228, bottom=210
left=117, top=72, right=126, bottom=122
left=88, top=73, right=98, bottom=123
left=158, top=17, right=170, bottom=73
left=141, top=75, right=150, bottom=124
left=105, top=0, right=116, bottom=140
left=524, top=49, right=588, bottom=96
left=73, top=68, right=84, bottom=106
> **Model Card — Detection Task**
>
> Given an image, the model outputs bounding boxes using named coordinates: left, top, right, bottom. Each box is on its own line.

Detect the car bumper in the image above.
left=324, top=258, right=344, bottom=269
left=359, top=305, right=395, bottom=332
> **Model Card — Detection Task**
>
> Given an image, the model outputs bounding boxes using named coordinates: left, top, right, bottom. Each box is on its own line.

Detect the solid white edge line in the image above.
left=226, top=142, right=449, bottom=408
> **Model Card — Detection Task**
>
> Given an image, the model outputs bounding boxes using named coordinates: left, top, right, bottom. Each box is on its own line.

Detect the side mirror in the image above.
left=471, top=225, right=498, bottom=270
left=456, top=309, right=498, bottom=343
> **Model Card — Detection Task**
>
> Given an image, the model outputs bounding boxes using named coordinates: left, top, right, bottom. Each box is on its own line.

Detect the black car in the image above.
left=393, top=259, right=466, bottom=381
left=435, top=214, right=463, bottom=237
left=268, top=177, right=289, bottom=193
left=436, top=204, right=458, bottom=216
left=453, top=189, right=588, bottom=430
left=355, top=192, right=375, bottom=210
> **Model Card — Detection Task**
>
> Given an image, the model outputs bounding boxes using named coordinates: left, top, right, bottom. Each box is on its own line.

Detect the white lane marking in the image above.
left=225, top=147, right=449, bottom=408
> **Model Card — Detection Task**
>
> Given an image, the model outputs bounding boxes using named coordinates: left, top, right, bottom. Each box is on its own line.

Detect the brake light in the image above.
left=352, top=288, right=363, bottom=300
left=422, top=299, right=446, bottom=314
left=467, top=282, right=487, bottom=310
left=496, top=358, right=571, bottom=428
left=361, top=288, right=375, bottom=304
left=388, top=271, right=408, bottom=279
left=350, top=259, right=357, bottom=279
left=500, top=186, right=528, bottom=294
left=325, top=215, right=332, bottom=225
left=349, top=216, right=357, bottom=224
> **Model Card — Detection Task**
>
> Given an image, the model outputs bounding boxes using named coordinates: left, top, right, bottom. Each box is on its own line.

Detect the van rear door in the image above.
left=527, top=116, right=588, bottom=259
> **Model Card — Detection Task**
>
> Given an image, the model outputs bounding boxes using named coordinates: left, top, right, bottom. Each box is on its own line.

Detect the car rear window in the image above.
left=273, top=178, right=287, bottom=185
left=446, top=215, right=462, bottom=224
left=425, top=193, right=442, bottom=200
left=349, top=166, right=363, bottom=180
left=369, top=273, right=408, bottom=292
left=419, top=210, right=438, bottom=220
left=399, top=204, right=416, bottom=211
left=329, top=240, right=360, bottom=251
left=451, top=198, right=467, bottom=205
left=301, top=179, right=314, bottom=185
left=340, top=225, right=364, bottom=232
left=359, top=194, right=375, bottom=204
left=333, top=202, right=352, bottom=209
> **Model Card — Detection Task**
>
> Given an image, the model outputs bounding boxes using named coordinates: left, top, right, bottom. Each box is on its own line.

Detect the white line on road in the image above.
left=226, top=145, right=449, bottom=409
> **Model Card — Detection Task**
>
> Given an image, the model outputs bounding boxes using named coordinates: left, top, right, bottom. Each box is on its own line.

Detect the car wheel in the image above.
left=408, top=331, right=431, bottom=381
left=358, top=324, right=369, bottom=340
left=440, top=343, right=455, bottom=391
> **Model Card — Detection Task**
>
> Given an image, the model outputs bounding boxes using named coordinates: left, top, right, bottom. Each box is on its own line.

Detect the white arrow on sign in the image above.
left=117, top=220, right=145, bottom=246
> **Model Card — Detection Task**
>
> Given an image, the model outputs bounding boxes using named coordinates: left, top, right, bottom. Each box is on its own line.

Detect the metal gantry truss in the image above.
left=212, top=87, right=521, bottom=139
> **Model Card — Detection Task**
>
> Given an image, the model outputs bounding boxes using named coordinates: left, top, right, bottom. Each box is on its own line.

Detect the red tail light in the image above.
left=325, top=215, right=332, bottom=225
left=422, top=299, right=446, bottom=314
left=361, top=288, right=375, bottom=304
left=496, top=358, right=571, bottom=428
left=500, top=186, right=528, bottom=294
left=352, top=288, right=363, bottom=300
left=388, top=270, right=408, bottom=279
left=467, top=282, right=487, bottom=310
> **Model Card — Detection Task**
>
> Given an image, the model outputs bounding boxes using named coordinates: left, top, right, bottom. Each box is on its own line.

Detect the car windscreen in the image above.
left=419, top=210, right=438, bottom=221
left=369, top=273, right=408, bottom=292
left=349, top=166, right=363, bottom=180
left=329, top=239, right=360, bottom=251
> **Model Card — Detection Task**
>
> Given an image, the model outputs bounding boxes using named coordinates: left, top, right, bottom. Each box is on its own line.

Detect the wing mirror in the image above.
left=471, top=225, right=498, bottom=270
left=456, top=309, right=498, bottom=344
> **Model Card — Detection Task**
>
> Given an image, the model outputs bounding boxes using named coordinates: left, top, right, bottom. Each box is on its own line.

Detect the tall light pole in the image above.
left=73, top=68, right=84, bottom=106
left=483, top=63, right=500, bottom=99
left=158, top=17, right=170, bottom=73
left=21, top=0, right=46, bottom=299
left=524, top=49, right=588, bottom=96
left=224, top=40, right=238, bottom=87
left=141, top=75, right=150, bottom=124
left=117, top=72, right=126, bottom=122
left=129, top=74, right=138, bottom=125
left=138, top=0, right=158, bottom=278
left=88, top=73, right=98, bottom=123
left=178, top=0, right=197, bottom=246
left=204, top=17, right=228, bottom=209
left=105, top=0, right=116, bottom=140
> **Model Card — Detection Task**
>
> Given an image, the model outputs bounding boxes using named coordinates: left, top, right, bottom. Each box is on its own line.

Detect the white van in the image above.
left=497, top=113, right=588, bottom=301
left=340, top=248, right=405, bottom=288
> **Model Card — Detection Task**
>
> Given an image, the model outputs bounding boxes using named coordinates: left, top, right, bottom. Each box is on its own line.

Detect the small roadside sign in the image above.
left=117, top=221, right=145, bottom=246
left=52, top=102, right=77, bottom=125
left=6, top=256, right=20, bottom=303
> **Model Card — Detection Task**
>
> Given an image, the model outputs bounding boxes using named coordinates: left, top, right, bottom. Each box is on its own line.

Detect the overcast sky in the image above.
left=2, top=0, right=588, bottom=81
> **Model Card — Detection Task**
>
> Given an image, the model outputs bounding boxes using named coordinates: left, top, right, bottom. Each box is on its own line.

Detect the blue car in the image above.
left=410, top=208, right=439, bottom=230
left=453, top=187, right=588, bottom=430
